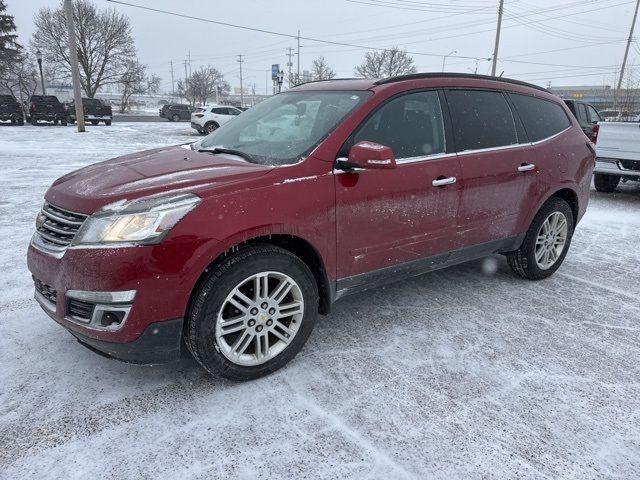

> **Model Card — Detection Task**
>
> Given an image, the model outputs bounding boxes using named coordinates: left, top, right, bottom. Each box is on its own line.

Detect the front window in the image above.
left=198, top=91, right=370, bottom=166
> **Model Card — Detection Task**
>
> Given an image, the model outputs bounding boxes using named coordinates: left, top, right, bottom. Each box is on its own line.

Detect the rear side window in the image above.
left=509, top=93, right=571, bottom=142
left=446, top=89, right=517, bottom=151
left=586, top=105, right=601, bottom=123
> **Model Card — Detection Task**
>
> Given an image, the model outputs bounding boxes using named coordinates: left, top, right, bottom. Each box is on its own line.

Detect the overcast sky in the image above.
left=7, top=0, right=639, bottom=92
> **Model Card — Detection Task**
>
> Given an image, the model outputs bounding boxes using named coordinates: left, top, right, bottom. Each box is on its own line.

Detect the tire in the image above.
left=172, top=114, right=180, bottom=122
left=105, top=120, right=112, bottom=126
left=53, top=119, right=59, bottom=125
left=90, top=120, right=99, bottom=125
left=17, top=117, right=24, bottom=126
left=61, top=117, right=68, bottom=126
left=594, top=173, right=620, bottom=193
left=205, top=121, right=219, bottom=134
left=506, top=197, right=574, bottom=280
left=185, top=245, right=319, bottom=381
left=31, top=117, right=37, bottom=126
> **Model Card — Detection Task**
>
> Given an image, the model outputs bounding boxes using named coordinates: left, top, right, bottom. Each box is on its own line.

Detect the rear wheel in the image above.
left=185, top=245, right=318, bottom=381
left=172, top=113, right=180, bottom=122
left=90, top=120, right=99, bottom=125
left=507, top=197, right=574, bottom=280
left=205, top=121, right=219, bottom=134
left=594, top=173, right=620, bottom=193
left=17, top=117, right=24, bottom=126
left=61, top=117, right=68, bottom=126
left=31, top=117, right=37, bottom=126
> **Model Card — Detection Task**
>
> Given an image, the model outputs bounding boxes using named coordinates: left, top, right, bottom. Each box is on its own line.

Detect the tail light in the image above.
left=194, top=113, right=204, bottom=118
left=590, top=124, right=599, bottom=144
left=18, top=103, right=23, bottom=111
left=30, top=102, right=36, bottom=112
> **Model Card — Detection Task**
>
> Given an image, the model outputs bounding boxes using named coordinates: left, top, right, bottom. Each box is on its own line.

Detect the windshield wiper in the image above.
left=198, top=147, right=256, bottom=163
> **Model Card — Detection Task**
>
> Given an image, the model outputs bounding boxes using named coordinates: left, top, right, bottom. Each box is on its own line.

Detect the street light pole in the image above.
left=35, top=50, right=46, bottom=95
left=64, top=0, right=85, bottom=132
left=442, top=50, right=457, bottom=72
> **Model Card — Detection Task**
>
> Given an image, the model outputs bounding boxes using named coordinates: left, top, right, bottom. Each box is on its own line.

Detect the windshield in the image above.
left=199, top=90, right=370, bottom=165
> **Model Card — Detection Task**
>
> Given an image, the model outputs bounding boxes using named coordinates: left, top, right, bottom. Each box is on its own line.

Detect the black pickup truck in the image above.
left=0, top=94, right=24, bottom=125
left=28, top=95, right=68, bottom=125
left=68, top=98, right=112, bottom=125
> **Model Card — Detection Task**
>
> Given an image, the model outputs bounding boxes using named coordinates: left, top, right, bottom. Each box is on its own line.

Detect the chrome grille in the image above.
left=36, top=202, right=88, bottom=248
left=33, top=276, right=57, bottom=305
left=67, top=298, right=95, bottom=321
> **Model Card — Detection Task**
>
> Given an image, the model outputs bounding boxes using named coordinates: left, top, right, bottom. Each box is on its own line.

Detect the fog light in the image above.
left=100, top=310, right=126, bottom=327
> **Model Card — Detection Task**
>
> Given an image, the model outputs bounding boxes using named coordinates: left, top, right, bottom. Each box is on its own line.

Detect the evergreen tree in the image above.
left=0, top=0, right=23, bottom=75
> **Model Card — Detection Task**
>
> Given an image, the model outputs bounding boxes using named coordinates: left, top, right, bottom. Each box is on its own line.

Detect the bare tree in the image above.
left=118, top=60, right=160, bottom=113
left=31, top=0, right=135, bottom=98
left=0, top=55, right=39, bottom=109
left=354, top=47, right=417, bottom=79
left=177, top=65, right=230, bottom=105
left=311, top=56, right=336, bottom=81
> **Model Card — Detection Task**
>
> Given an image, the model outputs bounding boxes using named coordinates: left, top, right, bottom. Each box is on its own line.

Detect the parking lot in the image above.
left=1, top=122, right=639, bottom=479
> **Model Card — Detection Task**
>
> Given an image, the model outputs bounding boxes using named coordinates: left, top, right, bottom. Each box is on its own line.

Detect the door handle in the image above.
left=432, top=177, right=457, bottom=187
left=518, top=163, right=535, bottom=172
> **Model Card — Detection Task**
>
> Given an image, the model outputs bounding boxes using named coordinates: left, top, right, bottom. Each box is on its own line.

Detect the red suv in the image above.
left=28, top=74, right=594, bottom=380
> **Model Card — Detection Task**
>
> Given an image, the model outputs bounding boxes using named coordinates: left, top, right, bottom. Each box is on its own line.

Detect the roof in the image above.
left=291, top=73, right=549, bottom=93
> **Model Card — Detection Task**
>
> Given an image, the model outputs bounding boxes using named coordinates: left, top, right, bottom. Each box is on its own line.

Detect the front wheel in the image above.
left=172, top=114, right=180, bottom=122
left=594, top=173, right=620, bottom=193
left=506, top=197, right=574, bottom=280
left=61, top=117, right=68, bottom=126
left=104, top=120, right=111, bottom=126
left=31, top=117, right=37, bottom=126
left=185, top=245, right=319, bottom=381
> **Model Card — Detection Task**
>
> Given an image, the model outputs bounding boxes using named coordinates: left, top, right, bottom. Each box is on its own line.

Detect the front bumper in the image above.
left=595, top=157, right=640, bottom=178
left=27, top=234, right=208, bottom=350
left=36, top=291, right=183, bottom=363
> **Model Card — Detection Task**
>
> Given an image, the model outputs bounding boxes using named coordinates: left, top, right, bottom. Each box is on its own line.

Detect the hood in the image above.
left=46, top=145, right=271, bottom=214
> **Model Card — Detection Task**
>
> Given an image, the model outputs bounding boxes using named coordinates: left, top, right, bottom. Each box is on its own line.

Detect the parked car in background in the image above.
left=159, top=104, right=194, bottom=121
left=599, top=109, right=635, bottom=122
left=563, top=99, right=601, bottom=140
left=0, top=94, right=24, bottom=125
left=28, top=95, right=68, bottom=125
left=190, top=105, right=242, bottom=134
left=592, top=121, right=640, bottom=192
left=28, top=73, right=594, bottom=381
left=68, top=98, right=112, bottom=125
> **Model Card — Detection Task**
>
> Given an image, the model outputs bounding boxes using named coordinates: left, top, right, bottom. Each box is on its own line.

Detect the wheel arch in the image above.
left=550, top=187, right=579, bottom=225
left=186, top=234, right=334, bottom=324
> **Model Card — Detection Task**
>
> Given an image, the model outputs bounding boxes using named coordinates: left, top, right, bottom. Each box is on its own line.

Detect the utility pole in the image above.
left=296, top=30, right=301, bottom=86
left=170, top=60, right=175, bottom=96
left=614, top=0, right=640, bottom=109
left=183, top=59, right=188, bottom=102
left=237, top=54, right=244, bottom=107
left=286, top=47, right=295, bottom=88
left=64, top=0, right=85, bottom=132
left=188, top=50, right=192, bottom=77
left=491, top=0, right=504, bottom=76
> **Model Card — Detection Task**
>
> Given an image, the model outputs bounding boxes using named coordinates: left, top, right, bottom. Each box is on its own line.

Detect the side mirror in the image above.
left=338, top=141, right=397, bottom=170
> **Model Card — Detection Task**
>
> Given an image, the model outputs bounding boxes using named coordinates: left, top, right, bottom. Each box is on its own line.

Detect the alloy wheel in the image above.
left=535, top=211, right=568, bottom=270
left=215, top=271, right=304, bottom=366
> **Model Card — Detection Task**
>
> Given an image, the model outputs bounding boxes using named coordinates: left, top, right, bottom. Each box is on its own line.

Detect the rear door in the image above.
left=444, top=89, right=528, bottom=245
left=335, top=90, right=462, bottom=282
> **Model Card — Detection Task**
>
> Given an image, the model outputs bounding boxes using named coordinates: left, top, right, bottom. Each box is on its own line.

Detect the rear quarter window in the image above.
left=446, top=89, right=518, bottom=152
left=509, top=93, right=571, bottom=142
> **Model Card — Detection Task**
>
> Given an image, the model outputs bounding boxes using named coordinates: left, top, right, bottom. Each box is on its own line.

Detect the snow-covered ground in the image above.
left=1, top=122, right=639, bottom=479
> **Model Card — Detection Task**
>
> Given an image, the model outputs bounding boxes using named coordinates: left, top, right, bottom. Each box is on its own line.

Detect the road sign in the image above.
left=271, top=64, right=280, bottom=81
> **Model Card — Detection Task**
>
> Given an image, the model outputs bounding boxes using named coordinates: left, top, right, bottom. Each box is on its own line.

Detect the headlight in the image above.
left=73, top=193, right=200, bottom=246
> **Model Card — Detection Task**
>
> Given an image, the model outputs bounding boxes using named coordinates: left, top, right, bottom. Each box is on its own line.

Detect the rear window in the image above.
left=446, top=89, right=518, bottom=151
left=0, top=95, right=16, bottom=102
left=510, top=93, right=571, bottom=142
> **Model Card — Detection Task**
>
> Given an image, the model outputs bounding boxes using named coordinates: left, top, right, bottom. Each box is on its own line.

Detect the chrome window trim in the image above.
left=396, top=152, right=457, bottom=164
left=529, top=125, right=572, bottom=146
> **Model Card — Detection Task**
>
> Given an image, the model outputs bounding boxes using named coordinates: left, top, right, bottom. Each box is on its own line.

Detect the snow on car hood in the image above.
left=45, top=145, right=271, bottom=213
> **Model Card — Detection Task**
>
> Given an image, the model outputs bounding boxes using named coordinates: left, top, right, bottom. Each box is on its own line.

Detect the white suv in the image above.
left=191, top=106, right=243, bottom=134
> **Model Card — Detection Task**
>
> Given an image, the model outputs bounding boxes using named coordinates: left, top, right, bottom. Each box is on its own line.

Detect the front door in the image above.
left=334, top=90, right=462, bottom=285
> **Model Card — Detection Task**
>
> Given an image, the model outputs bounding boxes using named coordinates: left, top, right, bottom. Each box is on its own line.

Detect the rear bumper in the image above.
left=595, top=158, right=640, bottom=178
left=191, top=121, right=203, bottom=130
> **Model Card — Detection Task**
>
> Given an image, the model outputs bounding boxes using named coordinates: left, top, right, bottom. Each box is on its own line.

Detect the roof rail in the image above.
left=291, top=77, right=364, bottom=88
left=373, top=72, right=549, bottom=93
